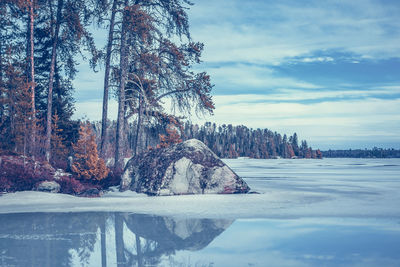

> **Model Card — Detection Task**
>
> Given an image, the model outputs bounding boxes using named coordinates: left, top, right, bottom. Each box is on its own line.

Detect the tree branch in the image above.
left=155, top=88, right=191, bottom=102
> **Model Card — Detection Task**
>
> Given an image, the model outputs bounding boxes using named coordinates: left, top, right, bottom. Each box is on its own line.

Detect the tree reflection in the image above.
left=0, top=212, right=233, bottom=266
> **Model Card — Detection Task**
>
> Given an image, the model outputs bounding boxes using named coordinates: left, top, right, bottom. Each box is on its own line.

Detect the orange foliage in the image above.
left=157, top=126, right=182, bottom=148
left=71, top=123, right=109, bottom=181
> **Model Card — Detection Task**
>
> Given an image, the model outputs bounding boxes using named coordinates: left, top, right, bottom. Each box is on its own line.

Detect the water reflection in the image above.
left=2, top=213, right=400, bottom=266
left=0, top=212, right=233, bottom=267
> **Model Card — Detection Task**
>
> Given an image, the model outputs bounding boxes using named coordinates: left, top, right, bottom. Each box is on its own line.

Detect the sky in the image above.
left=73, top=0, right=400, bottom=150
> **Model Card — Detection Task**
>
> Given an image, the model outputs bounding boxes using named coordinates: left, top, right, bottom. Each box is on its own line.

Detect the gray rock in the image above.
left=121, top=139, right=250, bottom=195
left=37, top=181, right=60, bottom=193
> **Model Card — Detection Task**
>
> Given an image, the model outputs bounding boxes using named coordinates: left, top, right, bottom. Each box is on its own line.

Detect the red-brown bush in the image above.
left=0, top=156, right=54, bottom=192
left=0, top=154, right=118, bottom=196
left=58, top=176, right=84, bottom=195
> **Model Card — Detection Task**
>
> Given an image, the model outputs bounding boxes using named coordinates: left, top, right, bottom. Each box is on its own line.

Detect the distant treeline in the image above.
left=94, top=121, right=322, bottom=159
left=322, top=148, right=400, bottom=158
left=183, top=122, right=322, bottom=159
left=94, top=121, right=400, bottom=160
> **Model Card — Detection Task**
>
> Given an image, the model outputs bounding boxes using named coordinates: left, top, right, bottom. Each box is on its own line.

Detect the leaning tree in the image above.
left=109, top=0, right=214, bottom=169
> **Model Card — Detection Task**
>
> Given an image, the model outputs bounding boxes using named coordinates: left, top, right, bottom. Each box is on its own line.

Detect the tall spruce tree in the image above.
left=0, top=1, right=32, bottom=154
left=39, top=0, right=98, bottom=161
left=112, top=0, right=214, bottom=169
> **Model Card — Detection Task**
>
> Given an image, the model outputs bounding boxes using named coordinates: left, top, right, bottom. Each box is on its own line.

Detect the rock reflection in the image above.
left=0, top=212, right=233, bottom=266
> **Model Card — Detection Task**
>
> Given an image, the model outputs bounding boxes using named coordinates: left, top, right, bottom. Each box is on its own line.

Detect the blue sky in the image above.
left=73, top=0, right=400, bottom=149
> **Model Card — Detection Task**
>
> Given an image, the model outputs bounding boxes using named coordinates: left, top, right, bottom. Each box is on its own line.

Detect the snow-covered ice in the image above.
left=1, top=158, right=400, bottom=266
left=1, top=158, right=399, bottom=219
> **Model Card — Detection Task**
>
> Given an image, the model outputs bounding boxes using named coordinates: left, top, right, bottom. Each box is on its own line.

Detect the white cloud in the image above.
left=188, top=0, right=400, bottom=64
left=301, top=57, right=334, bottom=63
left=208, top=64, right=321, bottom=90
left=212, top=86, right=400, bottom=105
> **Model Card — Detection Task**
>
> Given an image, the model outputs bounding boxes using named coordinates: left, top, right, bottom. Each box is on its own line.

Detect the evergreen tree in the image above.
left=72, top=123, right=109, bottom=181
left=42, top=0, right=98, bottom=162
left=50, top=113, right=68, bottom=168
left=114, top=0, right=214, bottom=169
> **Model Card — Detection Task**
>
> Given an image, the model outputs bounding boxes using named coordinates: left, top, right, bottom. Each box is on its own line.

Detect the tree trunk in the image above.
left=133, top=96, right=143, bottom=156
left=115, top=0, right=129, bottom=170
left=45, top=0, right=63, bottom=162
left=9, top=84, right=16, bottom=151
left=100, top=0, right=118, bottom=158
left=29, top=0, right=36, bottom=156
left=0, top=36, right=3, bottom=121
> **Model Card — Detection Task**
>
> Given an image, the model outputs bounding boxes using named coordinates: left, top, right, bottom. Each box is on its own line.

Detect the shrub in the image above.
left=0, top=155, right=54, bottom=192
left=58, top=176, right=84, bottom=195
left=0, top=177, right=12, bottom=192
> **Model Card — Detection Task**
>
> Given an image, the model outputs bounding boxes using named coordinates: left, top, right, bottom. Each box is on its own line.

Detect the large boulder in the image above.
left=121, top=139, right=250, bottom=195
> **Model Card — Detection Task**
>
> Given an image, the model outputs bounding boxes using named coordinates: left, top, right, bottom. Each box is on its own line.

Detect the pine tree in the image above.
left=72, top=123, right=109, bottom=181
left=42, top=0, right=98, bottom=162
left=50, top=113, right=67, bottom=168
left=114, top=0, right=215, bottom=169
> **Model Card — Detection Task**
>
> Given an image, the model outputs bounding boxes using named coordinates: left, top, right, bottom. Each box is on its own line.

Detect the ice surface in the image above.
left=1, top=158, right=400, bottom=219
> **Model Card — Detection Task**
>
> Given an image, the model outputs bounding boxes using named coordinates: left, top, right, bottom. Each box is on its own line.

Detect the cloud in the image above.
left=213, top=86, right=400, bottom=104
left=207, top=64, right=321, bottom=92
left=300, top=57, right=334, bottom=63
left=189, top=0, right=400, bottom=64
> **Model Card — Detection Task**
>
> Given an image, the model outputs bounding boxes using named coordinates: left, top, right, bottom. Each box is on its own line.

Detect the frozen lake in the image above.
left=0, top=158, right=400, bottom=266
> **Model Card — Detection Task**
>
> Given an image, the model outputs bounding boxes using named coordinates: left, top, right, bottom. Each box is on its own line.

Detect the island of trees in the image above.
left=322, top=148, right=400, bottom=158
